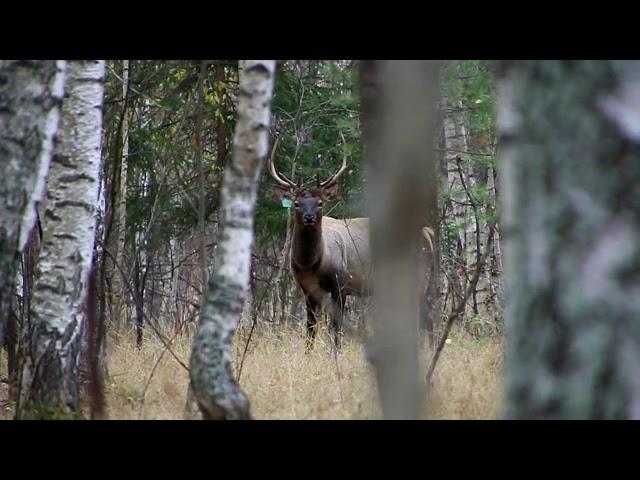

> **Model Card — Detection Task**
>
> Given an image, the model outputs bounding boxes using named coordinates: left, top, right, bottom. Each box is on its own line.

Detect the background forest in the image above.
left=0, top=60, right=501, bottom=419
left=98, top=60, right=499, bottom=341
left=3, top=59, right=637, bottom=420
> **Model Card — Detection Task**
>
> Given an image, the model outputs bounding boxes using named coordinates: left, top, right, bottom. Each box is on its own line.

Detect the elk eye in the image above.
left=318, top=201, right=323, bottom=207
left=294, top=201, right=299, bottom=208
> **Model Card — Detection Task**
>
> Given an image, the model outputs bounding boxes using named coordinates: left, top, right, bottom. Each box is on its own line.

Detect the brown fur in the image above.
left=286, top=190, right=434, bottom=350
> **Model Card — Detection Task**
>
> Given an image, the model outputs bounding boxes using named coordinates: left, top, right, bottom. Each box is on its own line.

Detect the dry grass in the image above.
left=104, top=322, right=504, bottom=420
left=0, top=376, right=10, bottom=420
left=425, top=332, right=505, bottom=419
left=1, top=323, right=504, bottom=420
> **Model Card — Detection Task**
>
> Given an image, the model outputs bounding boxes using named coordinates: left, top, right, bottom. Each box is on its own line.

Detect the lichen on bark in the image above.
left=17, top=60, right=105, bottom=418
left=189, top=60, right=276, bottom=420
left=0, top=60, right=65, bottom=358
left=500, top=61, right=640, bottom=419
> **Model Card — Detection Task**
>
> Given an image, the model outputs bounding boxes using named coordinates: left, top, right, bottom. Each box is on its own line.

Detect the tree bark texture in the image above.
left=189, top=60, right=276, bottom=420
left=500, top=60, right=640, bottom=419
left=17, top=60, right=105, bottom=418
left=0, top=60, right=66, bottom=354
left=113, top=59, right=130, bottom=328
left=361, top=60, right=438, bottom=419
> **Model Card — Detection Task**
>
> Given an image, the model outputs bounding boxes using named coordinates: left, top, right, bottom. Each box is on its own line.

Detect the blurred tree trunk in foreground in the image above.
left=500, top=60, right=640, bottom=419
left=361, top=60, right=439, bottom=419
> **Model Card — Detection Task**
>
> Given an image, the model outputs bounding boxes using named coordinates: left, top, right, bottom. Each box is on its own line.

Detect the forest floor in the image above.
left=0, top=324, right=504, bottom=420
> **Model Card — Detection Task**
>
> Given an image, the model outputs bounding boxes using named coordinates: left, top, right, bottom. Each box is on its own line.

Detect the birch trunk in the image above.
left=196, top=60, right=208, bottom=288
left=0, top=60, right=65, bottom=355
left=501, top=60, right=640, bottom=419
left=485, top=164, right=503, bottom=324
left=189, top=60, right=276, bottom=420
left=361, top=60, right=438, bottom=419
left=441, top=97, right=469, bottom=321
left=17, top=60, right=105, bottom=419
left=113, top=59, right=130, bottom=328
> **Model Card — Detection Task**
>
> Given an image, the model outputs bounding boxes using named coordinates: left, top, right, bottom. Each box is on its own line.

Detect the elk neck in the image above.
left=291, top=220, right=324, bottom=271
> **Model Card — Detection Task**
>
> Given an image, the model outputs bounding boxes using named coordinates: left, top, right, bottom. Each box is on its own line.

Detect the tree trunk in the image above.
left=215, top=61, right=229, bottom=168
left=0, top=60, right=65, bottom=359
left=113, top=59, right=130, bottom=330
left=484, top=163, right=501, bottom=323
left=196, top=60, right=209, bottom=288
left=361, top=60, right=438, bottom=419
left=184, top=60, right=211, bottom=419
left=189, top=60, right=276, bottom=420
left=272, top=136, right=300, bottom=326
left=17, top=60, right=105, bottom=419
left=420, top=106, right=441, bottom=345
left=133, top=253, right=145, bottom=349
left=441, top=97, right=468, bottom=323
left=500, top=60, right=640, bottom=419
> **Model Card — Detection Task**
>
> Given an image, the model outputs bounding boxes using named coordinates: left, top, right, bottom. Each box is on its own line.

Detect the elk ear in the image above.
left=273, top=185, right=292, bottom=202
left=322, top=183, right=339, bottom=202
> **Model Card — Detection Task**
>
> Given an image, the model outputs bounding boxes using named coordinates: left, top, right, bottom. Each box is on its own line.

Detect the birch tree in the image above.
left=441, top=95, right=470, bottom=321
left=361, top=60, right=438, bottom=419
left=17, top=60, right=106, bottom=419
left=500, top=60, right=640, bottom=419
left=113, top=60, right=130, bottom=330
left=0, top=60, right=66, bottom=356
left=189, top=60, right=276, bottom=420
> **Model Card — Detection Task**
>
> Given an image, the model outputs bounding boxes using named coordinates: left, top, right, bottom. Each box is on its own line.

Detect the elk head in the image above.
left=267, top=133, right=349, bottom=230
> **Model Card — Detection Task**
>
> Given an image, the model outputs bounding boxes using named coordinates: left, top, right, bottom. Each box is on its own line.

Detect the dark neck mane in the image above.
left=291, top=222, right=323, bottom=270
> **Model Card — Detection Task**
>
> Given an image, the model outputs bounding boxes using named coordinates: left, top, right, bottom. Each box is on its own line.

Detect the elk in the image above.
left=268, top=134, right=435, bottom=350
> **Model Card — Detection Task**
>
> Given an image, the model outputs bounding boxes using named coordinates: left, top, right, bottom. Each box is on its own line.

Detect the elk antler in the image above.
left=267, top=135, right=297, bottom=189
left=319, top=132, right=349, bottom=189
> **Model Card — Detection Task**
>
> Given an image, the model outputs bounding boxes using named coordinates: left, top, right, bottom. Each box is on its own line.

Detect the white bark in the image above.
left=113, top=59, right=130, bottom=327
left=501, top=61, right=640, bottom=419
left=18, top=63, right=67, bottom=252
left=442, top=94, right=495, bottom=324
left=443, top=97, right=469, bottom=255
left=18, top=60, right=105, bottom=417
left=441, top=97, right=468, bottom=318
left=189, top=60, right=276, bottom=420
left=0, top=60, right=65, bottom=354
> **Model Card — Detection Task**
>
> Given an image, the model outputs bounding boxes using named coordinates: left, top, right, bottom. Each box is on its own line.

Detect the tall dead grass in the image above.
left=1, top=323, right=504, bottom=420
left=103, top=322, right=504, bottom=420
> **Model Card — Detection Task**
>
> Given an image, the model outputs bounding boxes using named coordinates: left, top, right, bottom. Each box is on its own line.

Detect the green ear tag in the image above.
left=282, top=197, right=292, bottom=209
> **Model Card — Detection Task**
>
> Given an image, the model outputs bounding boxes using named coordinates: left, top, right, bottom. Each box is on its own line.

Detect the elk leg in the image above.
left=305, top=295, right=321, bottom=351
left=419, top=290, right=435, bottom=347
left=330, top=291, right=346, bottom=350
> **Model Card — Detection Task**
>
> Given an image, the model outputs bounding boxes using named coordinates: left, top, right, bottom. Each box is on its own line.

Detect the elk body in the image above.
left=268, top=135, right=434, bottom=349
